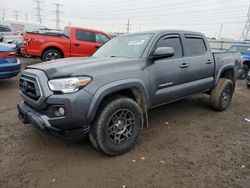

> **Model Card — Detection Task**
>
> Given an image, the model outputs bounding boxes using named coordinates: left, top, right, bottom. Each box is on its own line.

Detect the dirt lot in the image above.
left=0, top=57, right=250, bottom=188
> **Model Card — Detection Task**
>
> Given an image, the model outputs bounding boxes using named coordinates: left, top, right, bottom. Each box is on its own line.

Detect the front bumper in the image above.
left=17, top=101, right=90, bottom=141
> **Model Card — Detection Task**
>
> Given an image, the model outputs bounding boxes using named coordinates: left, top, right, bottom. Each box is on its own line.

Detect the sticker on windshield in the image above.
left=128, top=40, right=145, bottom=45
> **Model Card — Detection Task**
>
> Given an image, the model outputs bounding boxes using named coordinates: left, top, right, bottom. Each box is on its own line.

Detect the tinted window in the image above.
left=0, top=26, right=11, bottom=32
left=76, top=30, right=95, bottom=42
left=185, top=37, right=207, bottom=56
left=229, top=46, right=250, bottom=54
left=155, top=36, right=183, bottom=58
left=96, top=33, right=110, bottom=44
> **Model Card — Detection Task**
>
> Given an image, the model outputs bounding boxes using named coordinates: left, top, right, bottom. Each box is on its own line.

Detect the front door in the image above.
left=149, top=34, right=190, bottom=106
left=71, top=29, right=100, bottom=57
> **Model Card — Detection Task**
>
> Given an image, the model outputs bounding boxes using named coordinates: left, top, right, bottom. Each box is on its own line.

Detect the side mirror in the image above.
left=150, top=47, right=175, bottom=59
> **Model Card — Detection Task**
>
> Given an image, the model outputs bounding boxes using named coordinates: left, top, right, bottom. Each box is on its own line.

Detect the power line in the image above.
left=33, top=0, right=43, bottom=23
left=13, top=10, right=19, bottom=20
left=53, top=3, right=64, bottom=30
left=66, top=0, right=245, bottom=15
left=25, top=13, right=28, bottom=22
left=240, top=5, right=250, bottom=40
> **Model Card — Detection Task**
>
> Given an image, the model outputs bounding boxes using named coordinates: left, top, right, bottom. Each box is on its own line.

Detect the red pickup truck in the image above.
left=21, top=26, right=111, bottom=61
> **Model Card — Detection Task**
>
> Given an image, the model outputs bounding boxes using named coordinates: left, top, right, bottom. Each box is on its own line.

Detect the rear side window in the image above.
left=76, top=30, right=95, bottom=42
left=185, top=36, right=207, bottom=56
left=96, top=33, right=110, bottom=44
left=155, top=35, right=183, bottom=58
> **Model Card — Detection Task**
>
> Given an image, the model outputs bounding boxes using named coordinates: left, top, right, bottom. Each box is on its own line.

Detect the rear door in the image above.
left=71, top=30, right=110, bottom=57
left=183, top=34, right=214, bottom=90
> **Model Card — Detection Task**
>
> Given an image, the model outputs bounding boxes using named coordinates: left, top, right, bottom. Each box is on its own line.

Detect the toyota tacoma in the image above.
left=17, top=30, right=242, bottom=155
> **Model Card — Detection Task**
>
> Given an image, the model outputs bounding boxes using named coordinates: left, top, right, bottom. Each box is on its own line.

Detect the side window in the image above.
left=155, top=35, right=183, bottom=58
left=96, top=33, right=110, bottom=44
left=76, top=30, right=95, bottom=42
left=0, top=27, right=5, bottom=32
left=185, top=37, right=207, bottom=56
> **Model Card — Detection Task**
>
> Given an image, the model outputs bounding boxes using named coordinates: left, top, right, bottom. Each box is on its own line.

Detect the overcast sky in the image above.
left=1, top=0, right=250, bottom=39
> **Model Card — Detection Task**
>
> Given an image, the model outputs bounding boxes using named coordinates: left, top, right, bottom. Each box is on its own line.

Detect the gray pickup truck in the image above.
left=17, top=30, right=242, bottom=155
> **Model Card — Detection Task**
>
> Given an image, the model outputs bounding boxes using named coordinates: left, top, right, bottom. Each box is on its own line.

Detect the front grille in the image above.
left=19, top=74, right=41, bottom=100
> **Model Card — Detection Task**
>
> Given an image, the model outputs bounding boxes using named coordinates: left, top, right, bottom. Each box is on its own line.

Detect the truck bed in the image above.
left=212, top=51, right=242, bottom=79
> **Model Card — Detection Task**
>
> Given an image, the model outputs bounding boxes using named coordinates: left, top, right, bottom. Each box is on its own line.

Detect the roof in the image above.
left=124, top=29, right=205, bottom=36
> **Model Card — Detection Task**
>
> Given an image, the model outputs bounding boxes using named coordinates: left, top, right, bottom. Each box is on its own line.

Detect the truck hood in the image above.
left=27, top=57, right=143, bottom=79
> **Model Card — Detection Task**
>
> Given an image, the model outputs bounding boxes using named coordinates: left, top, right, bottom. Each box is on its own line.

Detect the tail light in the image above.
left=0, top=51, right=17, bottom=58
left=23, top=38, right=31, bottom=46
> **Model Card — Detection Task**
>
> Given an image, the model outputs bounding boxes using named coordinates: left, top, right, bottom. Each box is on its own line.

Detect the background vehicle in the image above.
left=3, top=19, right=47, bottom=33
left=247, top=72, right=250, bottom=87
left=17, top=30, right=242, bottom=155
left=0, top=43, right=21, bottom=79
left=0, top=25, right=17, bottom=42
left=229, top=44, right=250, bottom=79
left=21, top=26, right=111, bottom=61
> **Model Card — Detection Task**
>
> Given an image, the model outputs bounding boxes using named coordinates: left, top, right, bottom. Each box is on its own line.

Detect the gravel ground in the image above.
left=0, top=57, right=250, bottom=188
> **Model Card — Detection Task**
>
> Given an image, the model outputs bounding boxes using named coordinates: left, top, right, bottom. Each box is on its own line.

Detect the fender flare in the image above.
left=86, top=79, right=149, bottom=122
left=215, top=64, right=236, bottom=85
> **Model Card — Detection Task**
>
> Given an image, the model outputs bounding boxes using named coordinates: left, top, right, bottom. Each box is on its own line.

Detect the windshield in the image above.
left=229, top=46, right=250, bottom=54
left=63, top=27, right=70, bottom=37
left=92, top=33, right=153, bottom=58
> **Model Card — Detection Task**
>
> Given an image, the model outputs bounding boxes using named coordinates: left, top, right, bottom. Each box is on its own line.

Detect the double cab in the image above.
left=17, top=30, right=242, bottom=155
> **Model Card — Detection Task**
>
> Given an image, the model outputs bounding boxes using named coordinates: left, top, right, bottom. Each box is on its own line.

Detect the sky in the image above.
left=1, top=0, right=250, bottom=39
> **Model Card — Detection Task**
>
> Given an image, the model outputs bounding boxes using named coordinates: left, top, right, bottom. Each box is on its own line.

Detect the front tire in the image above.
left=42, top=49, right=62, bottom=61
left=89, top=96, right=143, bottom=156
left=210, top=78, right=234, bottom=111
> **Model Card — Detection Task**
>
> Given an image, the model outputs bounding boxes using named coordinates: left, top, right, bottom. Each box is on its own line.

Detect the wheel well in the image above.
left=102, top=88, right=141, bottom=106
left=243, top=61, right=250, bottom=68
left=42, top=47, right=64, bottom=58
left=220, top=69, right=235, bottom=83
left=98, top=87, right=149, bottom=127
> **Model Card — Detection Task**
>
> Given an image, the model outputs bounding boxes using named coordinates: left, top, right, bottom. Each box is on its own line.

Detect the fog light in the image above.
left=54, top=107, right=65, bottom=117
left=58, top=107, right=65, bottom=116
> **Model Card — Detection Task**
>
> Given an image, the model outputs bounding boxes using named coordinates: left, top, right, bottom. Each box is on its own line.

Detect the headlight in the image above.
left=48, top=77, right=91, bottom=93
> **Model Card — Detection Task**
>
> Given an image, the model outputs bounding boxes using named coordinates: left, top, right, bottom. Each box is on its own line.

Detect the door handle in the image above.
left=206, top=59, right=213, bottom=64
left=74, top=43, right=80, bottom=46
left=180, top=63, right=190, bottom=68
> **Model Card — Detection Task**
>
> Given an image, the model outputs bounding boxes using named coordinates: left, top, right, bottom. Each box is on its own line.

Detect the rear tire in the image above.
left=241, top=64, right=249, bottom=79
left=42, top=49, right=62, bottom=61
left=210, top=78, right=234, bottom=111
left=89, top=96, right=143, bottom=156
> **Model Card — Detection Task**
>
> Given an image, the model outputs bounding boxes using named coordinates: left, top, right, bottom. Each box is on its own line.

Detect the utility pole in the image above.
left=240, top=5, right=250, bottom=41
left=126, top=19, right=131, bottom=34
left=53, top=3, right=63, bottom=30
left=218, top=24, right=223, bottom=40
left=1, top=9, right=6, bottom=23
left=25, top=13, right=28, bottom=22
left=13, top=10, right=19, bottom=20
left=33, top=0, right=43, bottom=23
